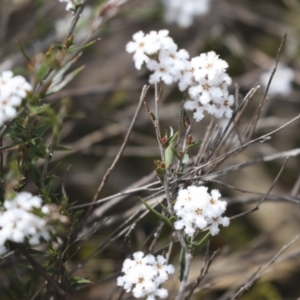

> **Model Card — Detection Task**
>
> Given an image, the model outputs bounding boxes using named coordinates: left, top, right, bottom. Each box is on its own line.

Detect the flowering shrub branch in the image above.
left=0, top=1, right=299, bottom=300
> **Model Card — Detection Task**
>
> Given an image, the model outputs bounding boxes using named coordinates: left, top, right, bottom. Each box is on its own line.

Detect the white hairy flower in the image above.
left=0, top=70, right=32, bottom=126
left=0, top=192, right=52, bottom=254
left=184, top=51, right=234, bottom=121
left=126, top=30, right=176, bottom=70
left=174, top=186, right=230, bottom=236
left=117, top=251, right=174, bottom=299
left=127, top=33, right=234, bottom=121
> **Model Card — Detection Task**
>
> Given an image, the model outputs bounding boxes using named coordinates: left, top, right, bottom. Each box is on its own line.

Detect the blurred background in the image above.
left=1, top=0, right=300, bottom=299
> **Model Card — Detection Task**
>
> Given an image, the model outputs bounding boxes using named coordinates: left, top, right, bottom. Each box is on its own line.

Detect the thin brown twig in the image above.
left=66, top=86, right=150, bottom=274
left=16, top=244, right=66, bottom=298
left=231, top=234, right=300, bottom=299
left=202, top=178, right=299, bottom=205
left=177, top=145, right=300, bottom=190
left=153, top=83, right=166, bottom=164
left=66, top=0, right=88, bottom=39
left=185, top=244, right=220, bottom=300
left=189, top=114, right=300, bottom=177
left=291, top=173, right=300, bottom=197
left=85, top=171, right=157, bottom=227
left=218, top=2, right=297, bottom=39
left=209, top=148, right=300, bottom=179
left=69, top=178, right=161, bottom=210
left=150, top=84, right=191, bottom=300
left=85, top=85, right=149, bottom=217
left=230, top=157, right=289, bottom=221
left=208, top=83, right=260, bottom=158
left=198, top=84, right=260, bottom=171
left=149, top=222, right=165, bottom=253
left=75, top=145, right=300, bottom=211
left=0, top=249, right=17, bottom=263
left=246, top=35, right=286, bottom=141
left=196, top=117, right=215, bottom=165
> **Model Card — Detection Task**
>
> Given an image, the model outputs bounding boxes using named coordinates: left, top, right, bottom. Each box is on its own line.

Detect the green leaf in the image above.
left=47, top=65, right=85, bottom=94
left=70, top=277, right=92, bottom=288
left=51, top=54, right=81, bottom=85
left=31, top=164, right=42, bottom=188
left=29, top=138, right=49, bottom=159
left=48, top=162, right=61, bottom=176
left=32, top=123, right=52, bottom=137
left=139, top=197, right=173, bottom=228
left=191, top=232, right=211, bottom=256
left=168, top=216, right=176, bottom=223
left=165, top=131, right=178, bottom=169
left=27, top=104, right=51, bottom=116
left=186, top=140, right=202, bottom=150
left=36, top=62, right=51, bottom=82
left=17, top=42, right=30, bottom=63
left=55, top=144, right=72, bottom=151
left=68, top=39, right=97, bottom=52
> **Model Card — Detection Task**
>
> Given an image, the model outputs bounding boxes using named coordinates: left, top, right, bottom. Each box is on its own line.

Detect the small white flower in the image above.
left=0, top=70, right=32, bottom=127
left=208, top=216, right=230, bottom=236
left=147, top=59, right=176, bottom=85
left=127, top=33, right=234, bottom=122
left=126, top=31, right=155, bottom=69
left=147, top=30, right=176, bottom=54
left=185, top=51, right=234, bottom=121
left=184, top=99, right=205, bottom=122
left=4, top=191, right=42, bottom=210
left=191, top=51, right=229, bottom=81
left=117, top=252, right=174, bottom=299
left=174, top=186, right=230, bottom=237
left=176, top=60, right=194, bottom=91
left=0, top=192, right=53, bottom=254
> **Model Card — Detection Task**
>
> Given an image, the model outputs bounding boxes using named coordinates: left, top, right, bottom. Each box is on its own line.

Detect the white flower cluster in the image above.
left=0, top=70, right=32, bottom=126
left=59, top=0, right=77, bottom=11
left=126, top=30, right=234, bottom=121
left=184, top=51, right=234, bottom=121
left=0, top=192, right=51, bottom=255
left=161, top=0, right=212, bottom=28
left=174, top=186, right=230, bottom=237
left=117, top=251, right=174, bottom=300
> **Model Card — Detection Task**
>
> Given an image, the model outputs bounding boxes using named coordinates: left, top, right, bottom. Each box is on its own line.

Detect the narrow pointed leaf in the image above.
left=139, top=197, right=173, bottom=227
left=47, top=65, right=85, bottom=95
left=165, top=131, right=178, bottom=169
left=192, top=232, right=211, bottom=256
